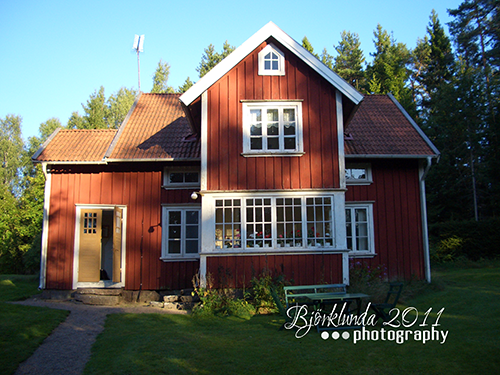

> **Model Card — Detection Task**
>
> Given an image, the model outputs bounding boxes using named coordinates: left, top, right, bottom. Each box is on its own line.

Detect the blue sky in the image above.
left=1, top=0, right=463, bottom=140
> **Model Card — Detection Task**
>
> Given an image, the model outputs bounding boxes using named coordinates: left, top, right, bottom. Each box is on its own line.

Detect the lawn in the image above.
left=84, top=261, right=500, bottom=375
left=0, top=275, right=69, bottom=375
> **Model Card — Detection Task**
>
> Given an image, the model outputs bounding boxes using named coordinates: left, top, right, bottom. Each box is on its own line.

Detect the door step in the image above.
left=74, top=288, right=123, bottom=305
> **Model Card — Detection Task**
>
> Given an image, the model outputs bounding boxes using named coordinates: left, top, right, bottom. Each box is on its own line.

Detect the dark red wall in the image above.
left=206, top=253, right=343, bottom=289
left=45, top=163, right=199, bottom=290
left=206, top=39, right=340, bottom=191
left=345, top=159, right=425, bottom=280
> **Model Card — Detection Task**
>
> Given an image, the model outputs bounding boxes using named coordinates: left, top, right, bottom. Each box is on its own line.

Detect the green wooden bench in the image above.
left=284, top=284, right=347, bottom=309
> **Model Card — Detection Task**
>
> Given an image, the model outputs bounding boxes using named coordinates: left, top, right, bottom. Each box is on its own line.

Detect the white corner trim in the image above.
left=201, top=91, right=208, bottom=192
left=337, top=90, right=346, bottom=189
left=419, top=160, right=432, bottom=283
left=39, top=164, right=51, bottom=289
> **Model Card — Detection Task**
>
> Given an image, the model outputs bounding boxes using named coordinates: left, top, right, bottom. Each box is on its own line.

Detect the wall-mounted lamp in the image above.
left=191, top=191, right=200, bottom=200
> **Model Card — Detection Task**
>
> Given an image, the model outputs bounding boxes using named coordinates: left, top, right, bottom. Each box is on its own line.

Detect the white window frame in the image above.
left=162, top=167, right=201, bottom=189
left=161, top=206, right=201, bottom=260
left=258, top=44, right=285, bottom=76
left=345, top=163, right=373, bottom=185
left=213, top=194, right=336, bottom=251
left=242, top=101, right=304, bottom=156
left=345, top=203, right=375, bottom=256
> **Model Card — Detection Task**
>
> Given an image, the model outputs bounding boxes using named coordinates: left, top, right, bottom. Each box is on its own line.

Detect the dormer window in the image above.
left=258, top=44, right=285, bottom=76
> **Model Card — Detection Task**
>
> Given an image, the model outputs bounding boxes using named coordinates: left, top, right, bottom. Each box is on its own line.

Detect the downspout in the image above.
left=39, top=163, right=51, bottom=289
left=420, top=157, right=433, bottom=283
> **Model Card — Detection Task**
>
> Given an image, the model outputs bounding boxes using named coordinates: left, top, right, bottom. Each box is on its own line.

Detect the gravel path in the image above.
left=11, top=298, right=187, bottom=375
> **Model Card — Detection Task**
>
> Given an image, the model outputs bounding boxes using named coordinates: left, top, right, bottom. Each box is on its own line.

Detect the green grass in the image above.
left=85, top=261, right=500, bottom=374
left=0, top=275, right=69, bottom=375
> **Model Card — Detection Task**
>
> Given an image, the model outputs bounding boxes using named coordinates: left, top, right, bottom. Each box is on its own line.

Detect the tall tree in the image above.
left=0, top=115, right=24, bottom=192
left=81, top=86, right=108, bottom=129
left=197, top=41, right=235, bottom=78
left=151, top=59, right=175, bottom=94
left=302, top=36, right=319, bottom=59
left=366, top=24, right=413, bottom=109
left=333, top=31, right=366, bottom=90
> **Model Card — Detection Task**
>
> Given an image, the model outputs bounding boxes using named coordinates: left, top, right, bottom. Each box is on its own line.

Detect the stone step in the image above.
left=74, top=294, right=121, bottom=306
left=75, top=288, right=123, bottom=296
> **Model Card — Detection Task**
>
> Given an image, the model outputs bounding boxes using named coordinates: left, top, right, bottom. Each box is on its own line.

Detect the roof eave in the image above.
left=345, top=154, right=439, bottom=159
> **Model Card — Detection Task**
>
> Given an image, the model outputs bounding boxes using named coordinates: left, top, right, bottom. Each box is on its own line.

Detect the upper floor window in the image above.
left=258, top=44, right=285, bottom=76
left=163, top=168, right=200, bottom=189
left=345, top=163, right=372, bottom=185
left=242, top=101, right=303, bottom=156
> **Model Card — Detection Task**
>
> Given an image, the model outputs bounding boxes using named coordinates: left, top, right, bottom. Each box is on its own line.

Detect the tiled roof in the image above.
left=34, top=129, right=117, bottom=162
left=107, top=93, right=200, bottom=160
left=345, top=95, right=438, bottom=157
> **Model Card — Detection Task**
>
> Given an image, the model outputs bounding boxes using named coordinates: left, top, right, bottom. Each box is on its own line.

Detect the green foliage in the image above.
left=429, top=218, right=500, bottom=260
left=150, top=59, right=175, bottom=94
left=333, top=31, right=366, bottom=90
left=178, top=77, right=194, bottom=93
left=197, top=41, right=235, bottom=78
left=348, top=260, right=389, bottom=302
left=249, top=272, right=287, bottom=313
left=0, top=115, right=23, bottom=192
left=192, top=287, right=254, bottom=319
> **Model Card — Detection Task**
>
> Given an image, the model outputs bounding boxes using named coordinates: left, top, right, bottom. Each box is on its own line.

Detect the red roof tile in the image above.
left=345, top=94, right=438, bottom=157
left=107, top=93, right=200, bottom=160
left=35, top=129, right=117, bottom=162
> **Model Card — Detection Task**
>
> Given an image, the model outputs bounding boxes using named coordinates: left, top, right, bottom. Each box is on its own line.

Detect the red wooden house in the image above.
left=33, top=22, right=438, bottom=293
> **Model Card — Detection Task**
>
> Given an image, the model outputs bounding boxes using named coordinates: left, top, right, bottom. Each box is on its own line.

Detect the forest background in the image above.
left=1, top=0, right=499, bottom=273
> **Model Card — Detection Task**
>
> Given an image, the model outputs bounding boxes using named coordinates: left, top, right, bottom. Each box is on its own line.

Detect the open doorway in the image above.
left=74, top=206, right=125, bottom=288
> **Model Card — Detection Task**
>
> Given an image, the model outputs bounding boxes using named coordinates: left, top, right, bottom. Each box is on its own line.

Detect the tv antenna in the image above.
left=133, top=35, right=145, bottom=91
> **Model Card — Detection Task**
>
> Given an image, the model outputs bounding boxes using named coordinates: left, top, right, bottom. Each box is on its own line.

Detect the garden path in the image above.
left=12, top=298, right=186, bottom=375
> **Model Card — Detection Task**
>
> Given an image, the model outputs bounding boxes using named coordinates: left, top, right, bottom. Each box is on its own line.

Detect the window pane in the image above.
left=169, top=211, right=181, bottom=225
left=186, top=225, right=198, bottom=238
left=169, top=226, right=181, bottom=239
left=264, top=60, right=271, bottom=70
left=283, top=108, right=295, bottom=122
left=268, top=137, right=279, bottom=149
left=267, top=123, right=279, bottom=135
left=284, top=123, right=295, bottom=135
left=170, top=173, right=184, bottom=183
left=185, top=240, right=198, bottom=254
left=355, top=208, right=367, bottom=222
left=267, top=109, right=278, bottom=121
left=272, top=60, right=278, bottom=70
left=168, top=241, right=181, bottom=254
left=251, top=124, right=262, bottom=135
left=186, top=211, right=198, bottom=224
left=284, top=137, right=296, bottom=149
left=250, top=109, right=262, bottom=122
left=251, top=138, right=262, bottom=150
left=185, top=173, right=199, bottom=183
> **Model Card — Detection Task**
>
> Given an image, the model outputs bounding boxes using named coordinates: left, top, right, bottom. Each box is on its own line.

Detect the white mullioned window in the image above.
left=345, top=203, right=375, bottom=254
left=161, top=206, right=201, bottom=259
left=213, top=195, right=334, bottom=250
left=242, top=101, right=303, bottom=155
left=258, top=44, right=285, bottom=76
left=345, top=163, right=372, bottom=185
left=163, top=168, right=200, bottom=188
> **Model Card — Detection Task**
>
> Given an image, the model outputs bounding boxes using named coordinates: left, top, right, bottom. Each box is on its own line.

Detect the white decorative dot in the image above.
left=332, top=332, right=340, bottom=340
left=342, top=331, right=350, bottom=340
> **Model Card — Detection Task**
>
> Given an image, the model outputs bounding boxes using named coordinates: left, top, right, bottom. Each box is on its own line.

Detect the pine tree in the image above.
left=333, top=31, right=365, bottom=90
left=197, top=41, right=235, bottom=78
left=151, top=59, right=175, bottom=94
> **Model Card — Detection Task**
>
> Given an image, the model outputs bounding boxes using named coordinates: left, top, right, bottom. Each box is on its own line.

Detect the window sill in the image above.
left=160, top=257, right=200, bottom=262
left=348, top=252, right=376, bottom=258
left=203, top=247, right=350, bottom=255
left=241, top=151, right=305, bottom=158
left=346, top=180, right=373, bottom=186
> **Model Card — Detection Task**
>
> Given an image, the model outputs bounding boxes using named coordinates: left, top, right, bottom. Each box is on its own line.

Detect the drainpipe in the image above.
left=420, top=157, right=433, bottom=283
left=39, top=163, right=51, bottom=290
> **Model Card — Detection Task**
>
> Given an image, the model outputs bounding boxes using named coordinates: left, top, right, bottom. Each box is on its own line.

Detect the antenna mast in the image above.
left=133, top=35, right=145, bottom=91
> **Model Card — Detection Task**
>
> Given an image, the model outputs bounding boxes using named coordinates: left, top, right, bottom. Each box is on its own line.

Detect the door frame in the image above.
left=73, top=204, right=127, bottom=289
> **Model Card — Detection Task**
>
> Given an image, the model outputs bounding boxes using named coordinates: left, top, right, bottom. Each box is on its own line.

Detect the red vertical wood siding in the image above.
left=206, top=40, right=340, bottom=191
left=345, top=159, right=424, bottom=280
left=206, top=254, right=343, bottom=288
left=45, top=164, right=199, bottom=290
